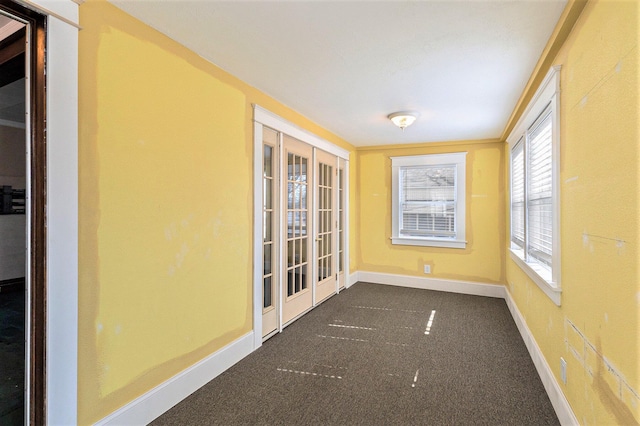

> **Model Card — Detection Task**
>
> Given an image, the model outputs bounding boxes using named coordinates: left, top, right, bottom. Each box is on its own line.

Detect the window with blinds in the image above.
left=507, top=65, right=560, bottom=304
left=400, top=165, right=456, bottom=238
left=392, top=153, right=466, bottom=249
left=511, top=108, right=553, bottom=271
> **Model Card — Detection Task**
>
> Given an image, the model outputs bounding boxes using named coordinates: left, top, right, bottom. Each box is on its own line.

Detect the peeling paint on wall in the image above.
left=565, top=319, right=640, bottom=425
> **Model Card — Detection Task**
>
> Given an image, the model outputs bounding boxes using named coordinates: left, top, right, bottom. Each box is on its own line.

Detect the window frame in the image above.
left=507, top=65, right=561, bottom=305
left=391, top=152, right=467, bottom=249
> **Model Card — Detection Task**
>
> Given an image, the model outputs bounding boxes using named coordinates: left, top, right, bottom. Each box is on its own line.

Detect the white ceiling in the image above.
left=110, top=0, right=567, bottom=147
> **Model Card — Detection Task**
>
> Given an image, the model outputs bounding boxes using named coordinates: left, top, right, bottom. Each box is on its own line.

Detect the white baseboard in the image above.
left=95, top=332, right=255, bottom=426
left=95, top=273, right=577, bottom=426
left=504, top=291, right=578, bottom=426
left=357, top=271, right=506, bottom=299
left=347, top=271, right=359, bottom=288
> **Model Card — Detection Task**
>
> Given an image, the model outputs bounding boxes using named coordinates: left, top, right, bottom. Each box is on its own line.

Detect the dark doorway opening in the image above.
left=0, top=1, right=46, bottom=424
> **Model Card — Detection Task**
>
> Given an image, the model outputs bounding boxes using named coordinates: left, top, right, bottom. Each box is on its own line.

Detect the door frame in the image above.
left=0, top=0, right=79, bottom=424
left=252, top=105, right=349, bottom=349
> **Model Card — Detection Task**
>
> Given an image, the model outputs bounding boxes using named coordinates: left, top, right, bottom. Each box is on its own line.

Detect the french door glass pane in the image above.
left=338, top=168, right=344, bottom=273
left=262, top=134, right=277, bottom=311
left=263, top=145, right=272, bottom=177
left=286, top=150, right=309, bottom=298
left=263, top=277, right=272, bottom=308
left=318, top=162, right=333, bottom=282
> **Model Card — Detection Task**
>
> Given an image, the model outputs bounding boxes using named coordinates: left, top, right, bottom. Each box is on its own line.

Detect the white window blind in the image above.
left=400, top=165, right=457, bottom=238
left=511, top=139, right=525, bottom=248
left=527, top=110, right=553, bottom=268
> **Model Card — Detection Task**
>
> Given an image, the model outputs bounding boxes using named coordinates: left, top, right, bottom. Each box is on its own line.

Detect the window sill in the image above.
left=509, top=248, right=561, bottom=306
left=392, top=236, right=466, bottom=249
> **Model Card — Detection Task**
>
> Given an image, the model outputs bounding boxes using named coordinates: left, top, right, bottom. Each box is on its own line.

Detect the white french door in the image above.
left=337, top=159, right=346, bottom=290
left=315, top=149, right=336, bottom=303
left=281, top=135, right=313, bottom=324
left=254, top=106, right=349, bottom=342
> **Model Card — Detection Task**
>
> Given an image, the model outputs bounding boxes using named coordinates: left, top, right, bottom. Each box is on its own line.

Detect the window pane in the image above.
left=263, top=211, right=272, bottom=242
left=529, top=116, right=553, bottom=200
left=287, top=153, right=294, bottom=179
left=527, top=112, right=553, bottom=269
left=263, top=276, right=272, bottom=309
left=402, top=165, right=456, bottom=202
left=294, top=266, right=301, bottom=292
left=294, top=212, right=301, bottom=236
left=294, top=183, right=300, bottom=210
left=301, top=158, right=307, bottom=182
left=400, top=164, right=457, bottom=239
left=301, top=182, right=307, bottom=209
left=264, top=178, right=272, bottom=210
left=511, top=140, right=525, bottom=247
left=263, top=145, right=272, bottom=177
left=300, top=237, right=307, bottom=263
left=301, top=264, right=307, bottom=290
left=287, top=239, right=294, bottom=266
left=301, top=211, right=307, bottom=236
left=287, top=211, right=293, bottom=237
left=528, top=198, right=553, bottom=267
left=287, top=182, right=293, bottom=209
left=401, top=203, right=456, bottom=237
left=287, top=269, right=294, bottom=297
left=263, top=243, right=271, bottom=275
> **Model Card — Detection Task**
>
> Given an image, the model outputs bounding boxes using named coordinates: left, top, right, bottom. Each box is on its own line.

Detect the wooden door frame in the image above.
left=0, top=2, right=46, bottom=424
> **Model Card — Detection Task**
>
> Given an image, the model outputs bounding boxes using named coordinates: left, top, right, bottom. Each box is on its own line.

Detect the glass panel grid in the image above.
left=317, top=163, right=333, bottom=282
left=262, top=142, right=276, bottom=311
left=338, top=168, right=344, bottom=273
left=287, top=151, right=309, bottom=297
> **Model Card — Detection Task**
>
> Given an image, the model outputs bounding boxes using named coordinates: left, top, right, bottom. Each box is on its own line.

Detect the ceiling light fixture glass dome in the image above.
left=388, top=111, right=419, bottom=131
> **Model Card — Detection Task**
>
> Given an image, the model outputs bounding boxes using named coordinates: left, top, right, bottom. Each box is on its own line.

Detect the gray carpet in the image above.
left=152, top=282, right=559, bottom=425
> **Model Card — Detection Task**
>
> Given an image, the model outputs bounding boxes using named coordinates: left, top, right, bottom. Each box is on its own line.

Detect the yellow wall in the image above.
left=78, top=0, right=638, bottom=424
left=78, top=1, right=355, bottom=423
left=506, top=1, right=639, bottom=424
left=356, top=140, right=505, bottom=284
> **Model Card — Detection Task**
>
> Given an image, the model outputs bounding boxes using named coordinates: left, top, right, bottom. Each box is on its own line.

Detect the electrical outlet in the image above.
left=560, top=357, right=567, bottom=384
left=423, top=265, right=431, bottom=274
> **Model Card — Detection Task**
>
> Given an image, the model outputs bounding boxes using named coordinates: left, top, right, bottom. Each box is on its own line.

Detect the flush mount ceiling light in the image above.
left=388, top=111, right=419, bottom=131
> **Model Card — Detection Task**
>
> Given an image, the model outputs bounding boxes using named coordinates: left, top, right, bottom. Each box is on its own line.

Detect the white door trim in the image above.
left=17, top=1, right=81, bottom=424
left=253, top=105, right=349, bottom=160
left=252, top=105, right=350, bottom=347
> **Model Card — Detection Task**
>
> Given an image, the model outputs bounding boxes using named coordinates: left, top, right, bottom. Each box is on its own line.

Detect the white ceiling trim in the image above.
left=254, top=105, right=350, bottom=160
